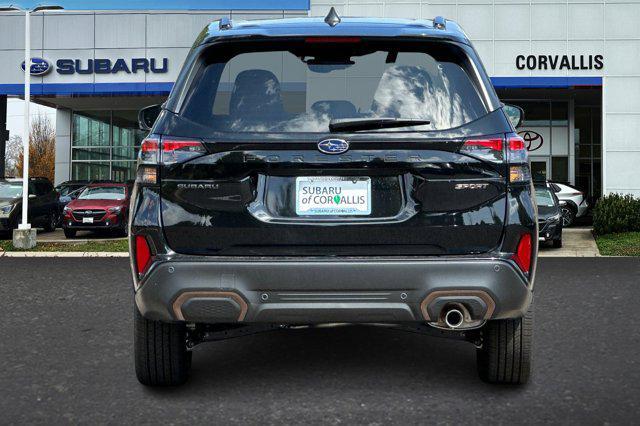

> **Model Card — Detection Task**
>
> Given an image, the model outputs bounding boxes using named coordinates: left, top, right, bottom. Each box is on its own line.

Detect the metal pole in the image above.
left=0, top=95, right=7, bottom=177
left=19, top=9, right=30, bottom=230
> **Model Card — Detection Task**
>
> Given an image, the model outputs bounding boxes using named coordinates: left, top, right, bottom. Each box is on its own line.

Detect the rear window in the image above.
left=535, top=188, right=556, bottom=207
left=0, top=182, right=22, bottom=199
left=179, top=39, right=488, bottom=136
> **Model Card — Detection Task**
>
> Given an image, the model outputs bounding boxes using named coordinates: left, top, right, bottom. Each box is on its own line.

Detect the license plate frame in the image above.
left=295, top=176, right=371, bottom=216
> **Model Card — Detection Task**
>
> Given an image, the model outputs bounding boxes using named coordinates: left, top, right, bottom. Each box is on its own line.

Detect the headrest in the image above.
left=229, top=69, right=283, bottom=116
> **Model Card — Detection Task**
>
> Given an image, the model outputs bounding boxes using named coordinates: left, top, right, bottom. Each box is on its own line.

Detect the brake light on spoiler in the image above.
left=304, top=37, right=361, bottom=43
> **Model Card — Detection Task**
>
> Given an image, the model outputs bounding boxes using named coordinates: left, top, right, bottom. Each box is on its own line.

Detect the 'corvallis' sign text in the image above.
left=22, top=57, right=168, bottom=76
left=516, top=54, right=604, bottom=71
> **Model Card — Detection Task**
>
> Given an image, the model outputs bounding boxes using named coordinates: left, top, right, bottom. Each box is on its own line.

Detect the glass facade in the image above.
left=574, top=106, right=602, bottom=199
left=71, top=110, right=146, bottom=182
left=502, top=100, right=570, bottom=184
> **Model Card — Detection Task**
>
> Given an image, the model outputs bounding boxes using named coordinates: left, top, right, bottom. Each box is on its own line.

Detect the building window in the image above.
left=71, top=110, right=145, bottom=182
left=502, top=100, right=570, bottom=184
left=574, top=106, right=602, bottom=199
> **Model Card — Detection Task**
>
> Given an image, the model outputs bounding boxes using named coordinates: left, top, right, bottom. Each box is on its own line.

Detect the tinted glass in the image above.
left=72, top=162, right=110, bottom=181
left=180, top=40, right=487, bottom=135
left=78, top=186, right=126, bottom=200
left=552, top=156, right=568, bottom=183
left=73, top=111, right=110, bottom=147
left=34, top=181, right=51, bottom=195
left=0, top=182, right=22, bottom=198
left=71, top=110, right=145, bottom=183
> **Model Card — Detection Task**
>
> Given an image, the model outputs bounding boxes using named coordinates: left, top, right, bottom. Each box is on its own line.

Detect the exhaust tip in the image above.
left=444, top=308, right=464, bottom=329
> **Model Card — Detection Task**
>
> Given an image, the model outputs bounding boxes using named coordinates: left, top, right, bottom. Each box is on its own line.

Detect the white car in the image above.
left=549, top=182, right=589, bottom=227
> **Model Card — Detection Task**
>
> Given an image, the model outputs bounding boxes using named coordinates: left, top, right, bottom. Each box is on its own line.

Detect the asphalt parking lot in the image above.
left=1, top=257, right=639, bottom=424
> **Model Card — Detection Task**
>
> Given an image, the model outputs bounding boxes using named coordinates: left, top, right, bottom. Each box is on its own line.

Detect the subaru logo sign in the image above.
left=21, top=58, right=51, bottom=76
left=318, top=139, right=349, bottom=155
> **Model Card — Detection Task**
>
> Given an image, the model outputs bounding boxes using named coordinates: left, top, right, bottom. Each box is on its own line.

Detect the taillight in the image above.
left=509, top=165, right=531, bottom=183
left=138, top=136, right=205, bottom=165
left=460, top=137, right=504, bottom=162
left=161, top=139, right=206, bottom=165
left=139, top=137, right=159, bottom=164
left=136, top=136, right=206, bottom=184
left=506, top=134, right=530, bottom=183
left=463, top=138, right=503, bottom=151
left=512, top=233, right=532, bottom=274
left=507, top=135, right=528, bottom=163
left=135, top=235, right=152, bottom=275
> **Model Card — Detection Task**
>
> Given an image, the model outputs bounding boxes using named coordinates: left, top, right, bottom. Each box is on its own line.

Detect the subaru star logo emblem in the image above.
left=21, top=57, right=52, bottom=76
left=317, top=139, right=349, bottom=155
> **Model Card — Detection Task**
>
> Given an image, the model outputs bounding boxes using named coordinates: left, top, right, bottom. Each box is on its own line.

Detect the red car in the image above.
left=62, top=183, right=130, bottom=238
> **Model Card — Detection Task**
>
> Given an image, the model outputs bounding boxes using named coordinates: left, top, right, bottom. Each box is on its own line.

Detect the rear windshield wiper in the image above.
left=329, top=117, right=431, bottom=132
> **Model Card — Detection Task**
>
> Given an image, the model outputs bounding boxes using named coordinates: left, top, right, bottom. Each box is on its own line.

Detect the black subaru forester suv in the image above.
left=130, top=13, right=537, bottom=386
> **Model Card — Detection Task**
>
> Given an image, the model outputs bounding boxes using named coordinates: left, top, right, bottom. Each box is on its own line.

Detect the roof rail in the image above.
left=433, top=16, right=446, bottom=30
left=219, top=17, right=232, bottom=30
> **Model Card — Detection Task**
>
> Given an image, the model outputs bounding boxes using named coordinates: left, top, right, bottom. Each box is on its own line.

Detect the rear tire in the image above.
left=477, top=305, right=533, bottom=385
left=63, top=228, right=76, bottom=238
left=134, top=306, right=191, bottom=386
left=43, top=211, right=58, bottom=232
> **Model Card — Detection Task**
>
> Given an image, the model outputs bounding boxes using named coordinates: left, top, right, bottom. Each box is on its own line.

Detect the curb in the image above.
left=37, top=239, right=126, bottom=244
left=0, top=251, right=129, bottom=258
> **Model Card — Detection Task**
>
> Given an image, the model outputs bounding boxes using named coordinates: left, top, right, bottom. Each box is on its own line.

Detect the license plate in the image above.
left=296, top=176, right=371, bottom=216
left=82, top=217, right=94, bottom=224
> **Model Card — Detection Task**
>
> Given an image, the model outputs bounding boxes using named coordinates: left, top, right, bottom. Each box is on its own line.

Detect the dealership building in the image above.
left=0, top=0, right=638, bottom=199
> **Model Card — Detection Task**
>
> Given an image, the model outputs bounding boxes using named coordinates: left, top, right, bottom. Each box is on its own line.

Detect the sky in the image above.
left=6, top=99, right=56, bottom=141
left=6, top=1, right=308, bottom=11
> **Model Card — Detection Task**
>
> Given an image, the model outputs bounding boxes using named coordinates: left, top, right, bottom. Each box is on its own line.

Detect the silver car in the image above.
left=550, top=182, right=589, bottom=226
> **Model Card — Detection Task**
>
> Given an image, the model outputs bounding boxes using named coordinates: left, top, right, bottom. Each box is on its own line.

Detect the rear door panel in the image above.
left=160, top=138, right=508, bottom=256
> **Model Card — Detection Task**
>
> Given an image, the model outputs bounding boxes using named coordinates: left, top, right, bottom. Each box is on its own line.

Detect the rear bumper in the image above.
left=135, top=256, right=533, bottom=324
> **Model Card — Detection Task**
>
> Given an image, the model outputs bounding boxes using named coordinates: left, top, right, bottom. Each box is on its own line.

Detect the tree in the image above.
left=4, top=134, right=22, bottom=177
left=15, top=114, right=56, bottom=182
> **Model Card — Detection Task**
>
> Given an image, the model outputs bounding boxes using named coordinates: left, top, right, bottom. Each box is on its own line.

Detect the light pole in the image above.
left=0, top=4, right=63, bottom=248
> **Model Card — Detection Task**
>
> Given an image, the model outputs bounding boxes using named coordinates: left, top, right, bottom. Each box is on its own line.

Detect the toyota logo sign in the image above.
left=517, top=130, right=544, bottom=152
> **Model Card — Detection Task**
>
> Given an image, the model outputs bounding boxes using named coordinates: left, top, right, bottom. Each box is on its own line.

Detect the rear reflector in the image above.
left=135, top=235, right=152, bottom=275
left=512, top=233, right=532, bottom=274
